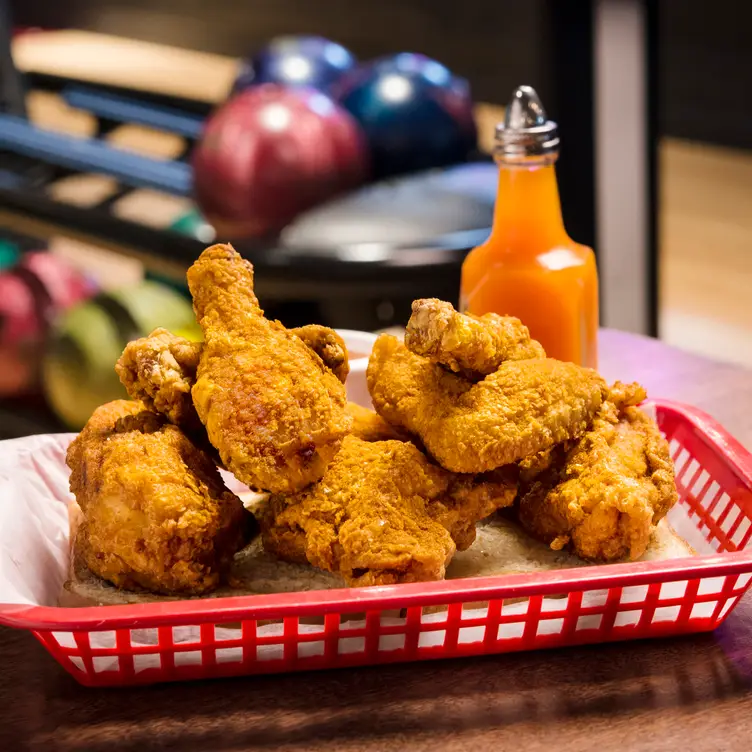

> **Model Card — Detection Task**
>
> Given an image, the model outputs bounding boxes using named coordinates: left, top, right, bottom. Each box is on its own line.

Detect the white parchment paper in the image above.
left=0, top=433, right=76, bottom=606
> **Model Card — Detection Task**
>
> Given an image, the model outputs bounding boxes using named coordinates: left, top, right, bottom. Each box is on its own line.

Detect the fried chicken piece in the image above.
left=367, top=334, right=607, bottom=473
left=346, top=401, right=410, bottom=442
left=116, top=328, right=203, bottom=436
left=517, top=383, right=677, bottom=561
left=260, top=436, right=517, bottom=586
left=117, top=325, right=348, bottom=435
left=290, top=325, right=349, bottom=384
left=606, top=380, right=648, bottom=412
left=66, top=400, right=250, bottom=595
left=187, top=244, right=350, bottom=493
left=405, top=298, right=545, bottom=380
left=439, top=465, right=520, bottom=550
left=517, top=383, right=647, bottom=484
left=518, top=447, right=560, bottom=485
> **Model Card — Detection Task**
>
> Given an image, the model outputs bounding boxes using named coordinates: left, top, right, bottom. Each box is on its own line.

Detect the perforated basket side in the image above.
left=10, top=400, right=752, bottom=687
left=34, top=565, right=752, bottom=687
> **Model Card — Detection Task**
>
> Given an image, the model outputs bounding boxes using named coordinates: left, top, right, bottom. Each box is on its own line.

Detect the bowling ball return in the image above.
left=0, top=70, right=496, bottom=331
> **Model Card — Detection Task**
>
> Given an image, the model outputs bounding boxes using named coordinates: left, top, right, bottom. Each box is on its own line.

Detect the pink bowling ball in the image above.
left=192, top=84, right=369, bottom=237
left=0, top=273, right=38, bottom=347
left=0, top=252, right=96, bottom=396
left=20, top=251, right=97, bottom=311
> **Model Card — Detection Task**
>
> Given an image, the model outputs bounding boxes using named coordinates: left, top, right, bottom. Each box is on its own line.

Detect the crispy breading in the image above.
left=66, top=400, right=250, bottom=594
left=367, top=334, right=607, bottom=473
left=116, top=328, right=203, bottom=435
left=290, top=325, right=349, bottom=384
left=260, top=436, right=517, bottom=586
left=117, top=324, right=348, bottom=432
left=405, top=298, right=545, bottom=380
left=517, top=385, right=677, bottom=561
left=346, top=402, right=410, bottom=442
left=187, top=244, right=350, bottom=493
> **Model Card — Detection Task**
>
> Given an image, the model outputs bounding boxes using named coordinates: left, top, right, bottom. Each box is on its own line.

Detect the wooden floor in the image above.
left=8, top=31, right=752, bottom=367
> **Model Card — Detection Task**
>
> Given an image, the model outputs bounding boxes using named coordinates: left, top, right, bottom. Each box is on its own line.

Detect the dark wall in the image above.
left=660, top=0, right=752, bottom=149
left=11, top=0, right=551, bottom=106
left=13, top=0, right=752, bottom=150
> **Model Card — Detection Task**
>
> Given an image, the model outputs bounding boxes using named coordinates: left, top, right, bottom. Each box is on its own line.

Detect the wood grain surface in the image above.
left=1, top=329, right=752, bottom=752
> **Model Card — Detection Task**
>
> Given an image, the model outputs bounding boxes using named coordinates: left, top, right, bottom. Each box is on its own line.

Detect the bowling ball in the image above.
left=0, top=252, right=95, bottom=350
left=0, top=272, right=40, bottom=348
left=169, top=208, right=216, bottom=243
left=145, top=270, right=189, bottom=298
left=0, top=273, right=39, bottom=396
left=193, top=85, right=369, bottom=237
left=0, top=239, right=20, bottom=271
left=232, top=35, right=356, bottom=97
left=334, top=53, right=477, bottom=178
left=0, top=252, right=96, bottom=396
left=20, top=251, right=97, bottom=312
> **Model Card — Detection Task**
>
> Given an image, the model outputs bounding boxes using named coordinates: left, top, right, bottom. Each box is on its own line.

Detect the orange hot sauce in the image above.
left=460, top=86, right=598, bottom=367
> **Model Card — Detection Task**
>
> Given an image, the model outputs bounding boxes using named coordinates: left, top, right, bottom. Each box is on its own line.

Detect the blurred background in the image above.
left=0, top=0, right=749, bottom=437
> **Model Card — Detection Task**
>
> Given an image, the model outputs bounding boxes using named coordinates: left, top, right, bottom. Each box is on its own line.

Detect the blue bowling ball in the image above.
left=334, top=53, right=477, bottom=178
left=232, top=36, right=357, bottom=96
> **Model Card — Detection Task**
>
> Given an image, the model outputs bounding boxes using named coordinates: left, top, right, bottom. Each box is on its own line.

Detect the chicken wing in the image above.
left=517, top=384, right=678, bottom=561
left=260, top=435, right=517, bottom=586
left=405, top=298, right=545, bottom=380
left=516, top=383, right=647, bottom=485
left=117, top=324, right=348, bottom=434
left=290, top=325, right=349, bottom=384
left=116, top=328, right=203, bottom=436
left=66, top=400, right=250, bottom=594
left=187, top=244, right=350, bottom=493
left=367, top=334, right=607, bottom=473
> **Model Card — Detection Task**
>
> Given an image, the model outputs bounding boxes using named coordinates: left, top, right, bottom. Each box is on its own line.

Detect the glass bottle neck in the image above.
left=490, top=162, right=570, bottom=250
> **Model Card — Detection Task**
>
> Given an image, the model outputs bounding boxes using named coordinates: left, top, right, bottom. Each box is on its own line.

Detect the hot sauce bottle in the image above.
left=460, top=86, right=598, bottom=367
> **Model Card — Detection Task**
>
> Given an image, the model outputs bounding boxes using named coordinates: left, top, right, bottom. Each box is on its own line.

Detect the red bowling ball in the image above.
left=192, top=85, right=369, bottom=237
left=0, top=273, right=38, bottom=347
left=0, top=272, right=37, bottom=396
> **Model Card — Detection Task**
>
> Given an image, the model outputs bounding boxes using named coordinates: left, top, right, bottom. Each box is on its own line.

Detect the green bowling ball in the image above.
left=43, top=281, right=201, bottom=430
left=144, top=270, right=189, bottom=298
left=159, top=209, right=216, bottom=296
left=169, top=208, right=216, bottom=243
left=0, top=240, right=21, bottom=271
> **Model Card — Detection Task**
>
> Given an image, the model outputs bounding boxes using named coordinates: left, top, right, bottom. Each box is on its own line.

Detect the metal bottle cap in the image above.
left=494, top=85, right=560, bottom=164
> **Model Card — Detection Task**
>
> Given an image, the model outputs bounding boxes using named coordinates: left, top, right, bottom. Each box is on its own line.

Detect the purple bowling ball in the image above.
left=232, top=36, right=357, bottom=96
left=334, top=53, right=477, bottom=178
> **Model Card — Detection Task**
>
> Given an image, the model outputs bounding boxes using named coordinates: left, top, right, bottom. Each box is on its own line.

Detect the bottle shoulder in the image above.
left=536, top=243, right=596, bottom=272
left=464, top=239, right=596, bottom=271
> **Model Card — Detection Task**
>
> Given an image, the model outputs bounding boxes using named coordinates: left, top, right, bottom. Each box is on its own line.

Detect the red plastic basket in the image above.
left=1, top=399, right=752, bottom=687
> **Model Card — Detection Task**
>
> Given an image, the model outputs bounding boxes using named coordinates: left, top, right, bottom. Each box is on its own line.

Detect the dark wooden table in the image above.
left=2, top=330, right=752, bottom=752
